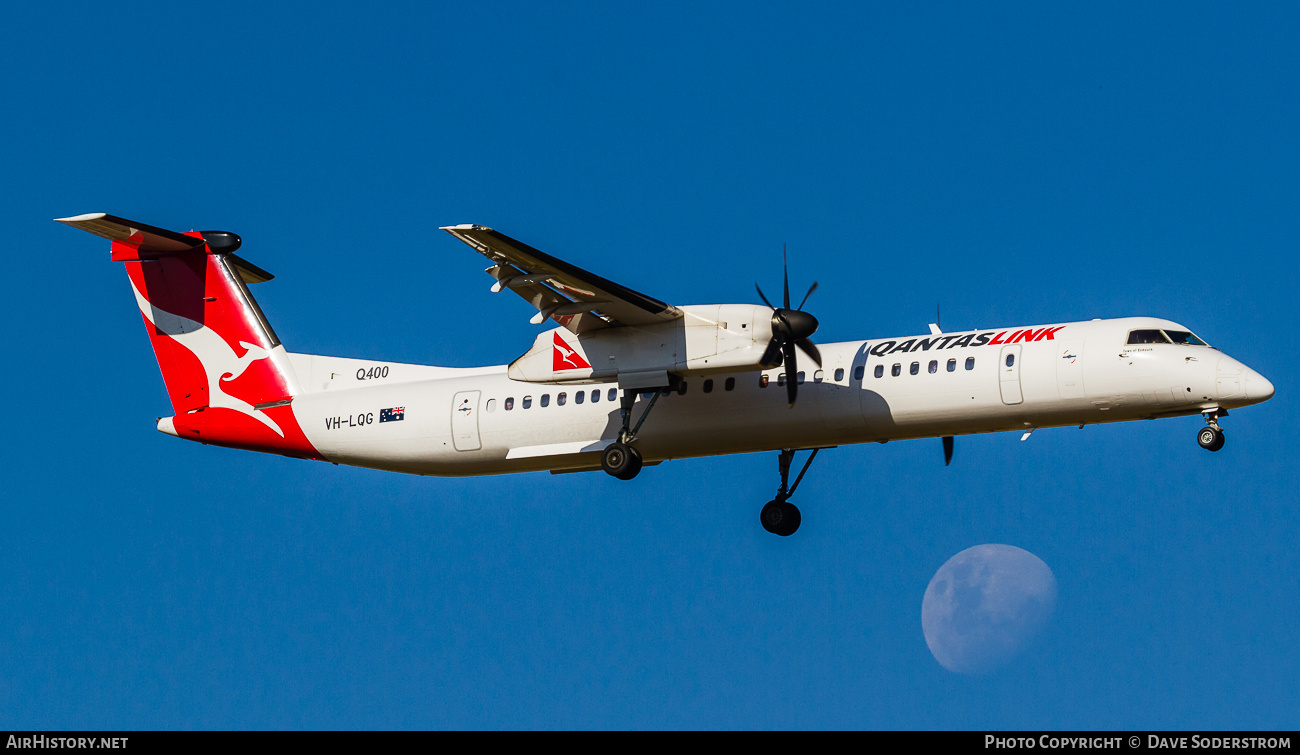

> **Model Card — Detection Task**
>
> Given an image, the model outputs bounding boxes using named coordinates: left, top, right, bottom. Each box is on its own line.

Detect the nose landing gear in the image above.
left=761, top=448, right=821, bottom=536
left=1198, top=411, right=1226, bottom=452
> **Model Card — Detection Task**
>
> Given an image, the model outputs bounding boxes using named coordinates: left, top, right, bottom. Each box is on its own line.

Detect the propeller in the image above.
left=755, top=246, right=821, bottom=407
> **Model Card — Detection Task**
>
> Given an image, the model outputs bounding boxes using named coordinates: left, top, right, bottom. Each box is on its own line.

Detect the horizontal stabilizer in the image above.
left=57, top=212, right=274, bottom=283
left=228, top=254, right=275, bottom=284
left=56, top=212, right=204, bottom=253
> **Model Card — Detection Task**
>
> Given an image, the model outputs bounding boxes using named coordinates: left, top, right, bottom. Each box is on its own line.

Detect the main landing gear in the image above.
left=760, top=448, right=820, bottom=537
left=600, top=388, right=665, bottom=480
left=1198, top=410, right=1227, bottom=452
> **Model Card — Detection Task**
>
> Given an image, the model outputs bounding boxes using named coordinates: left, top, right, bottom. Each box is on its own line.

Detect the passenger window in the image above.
left=591, top=389, right=600, bottom=403
left=557, top=392, right=567, bottom=406
left=540, top=394, right=550, bottom=407
left=910, top=362, right=919, bottom=375
left=854, top=366, right=865, bottom=380
left=575, top=391, right=584, bottom=404
left=891, top=364, right=901, bottom=377
left=928, top=360, right=938, bottom=374
left=486, top=398, right=496, bottom=412
left=522, top=396, right=533, bottom=409
left=813, top=370, right=823, bottom=383
left=947, top=359, right=956, bottom=372
left=874, top=365, right=884, bottom=378
left=797, top=371, right=805, bottom=384
left=1005, top=354, right=1015, bottom=368
left=725, top=377, right=735, bottom=391
left=834, top=368, right=844, bottom=381
left=505, top=397, right=514, bottom=411
left=677, top=382, right=687, bottom=395
left=1127, top=329, right=1171, bottom=345
left=777, top=374, right=786, bottom=386
left=965, top=357, right=974, bottom=370
left=760, top=374, right=769, bottom=387
left=608, top=388, right=617, bottom=402
left=703, top=379, right=714, bottom=393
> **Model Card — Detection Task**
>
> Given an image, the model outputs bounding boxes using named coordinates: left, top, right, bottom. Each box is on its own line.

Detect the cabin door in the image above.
left=451, top=391, right=482, bottom=451
left=999, top=344, right=1024, bottom=405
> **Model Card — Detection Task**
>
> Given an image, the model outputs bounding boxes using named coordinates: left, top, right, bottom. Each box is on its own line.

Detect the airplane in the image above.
left=59, top=213, right=1276, bottom=536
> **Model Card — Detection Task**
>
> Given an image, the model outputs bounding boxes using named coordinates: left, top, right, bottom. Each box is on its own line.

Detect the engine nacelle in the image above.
left=508, top=304, right=774, bottom=385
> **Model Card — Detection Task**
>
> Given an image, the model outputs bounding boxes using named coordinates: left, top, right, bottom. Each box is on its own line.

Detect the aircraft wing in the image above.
left=441, top=225, right=681, bottom=334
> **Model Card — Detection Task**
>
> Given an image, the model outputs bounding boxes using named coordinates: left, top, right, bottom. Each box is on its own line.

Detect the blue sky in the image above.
left=2, top=2, right=1296, bottom=729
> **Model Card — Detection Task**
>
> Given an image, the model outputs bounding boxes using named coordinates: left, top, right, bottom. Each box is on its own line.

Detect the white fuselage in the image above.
left=271, top=316, right=1273, bottom=476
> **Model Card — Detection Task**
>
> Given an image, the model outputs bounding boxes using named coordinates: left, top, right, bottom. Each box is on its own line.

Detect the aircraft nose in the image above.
left=1243, top=367, right=1275, bottom=403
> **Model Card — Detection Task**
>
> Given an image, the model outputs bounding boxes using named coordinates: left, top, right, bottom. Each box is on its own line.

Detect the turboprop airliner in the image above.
left=60, top=213, right=1275, bottom=536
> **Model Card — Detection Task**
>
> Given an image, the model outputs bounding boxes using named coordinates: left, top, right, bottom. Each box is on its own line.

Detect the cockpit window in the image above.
left=1127, top=329, right=1170, bottom=345
left=1164, top=330, right=1208, bottom=346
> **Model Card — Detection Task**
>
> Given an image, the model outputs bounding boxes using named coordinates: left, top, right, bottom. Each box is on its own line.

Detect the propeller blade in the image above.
left=796, top=281, right=819, bottom=312
left=759, top=338, right=784, bottom=368
left=782, top=245, right=791, bottom=310
left=782, top=340, right=798, bottom=407
left=796, top=338, right=822, bottom=367
left=943, top=436, right=954, bottom=466
left=755, top=283, right=775, bottom=310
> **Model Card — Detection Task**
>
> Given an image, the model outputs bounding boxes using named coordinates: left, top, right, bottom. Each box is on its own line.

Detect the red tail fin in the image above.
left=59, top=214, right=320, bottom=459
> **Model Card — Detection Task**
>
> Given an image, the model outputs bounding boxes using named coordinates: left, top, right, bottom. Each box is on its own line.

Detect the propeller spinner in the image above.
left=755, top=248, right=821, bottom=407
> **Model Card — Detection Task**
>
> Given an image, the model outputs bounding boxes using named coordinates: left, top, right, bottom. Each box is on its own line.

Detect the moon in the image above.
left=921, top=544, right=1057, bottom=674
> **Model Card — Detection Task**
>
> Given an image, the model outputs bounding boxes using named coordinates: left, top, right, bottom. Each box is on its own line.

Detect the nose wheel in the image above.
left=761, top=448, right=820, bottom=536
left=1197, top=411, right=1226, bottom=452
left=761, top=499, right=801, bottom=537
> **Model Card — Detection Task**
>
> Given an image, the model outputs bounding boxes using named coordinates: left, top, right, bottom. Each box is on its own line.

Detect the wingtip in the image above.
left=55, top=212, right=106, bottom=224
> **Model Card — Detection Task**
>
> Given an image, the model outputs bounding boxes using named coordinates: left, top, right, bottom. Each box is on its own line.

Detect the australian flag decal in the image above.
left=380, top=407, right=405, bottom=423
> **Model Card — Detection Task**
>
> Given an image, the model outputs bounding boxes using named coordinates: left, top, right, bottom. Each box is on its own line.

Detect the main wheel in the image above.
left=617, top=445, right=643, bottom=480
left=602, top=442, right=643, bottom=479
left=760, top=499, right=801, bottom=536
left=1197, top=426, right=1225, bottom=452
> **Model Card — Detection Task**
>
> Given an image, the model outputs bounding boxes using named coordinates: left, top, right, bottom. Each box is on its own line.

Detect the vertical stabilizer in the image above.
left=59, top=213, right=320, bottom=459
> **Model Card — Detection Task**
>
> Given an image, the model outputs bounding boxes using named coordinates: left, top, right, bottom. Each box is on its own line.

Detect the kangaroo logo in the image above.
left=552, top=331, right=591, bottom=371
left=130, top=279, right=285, bottom=436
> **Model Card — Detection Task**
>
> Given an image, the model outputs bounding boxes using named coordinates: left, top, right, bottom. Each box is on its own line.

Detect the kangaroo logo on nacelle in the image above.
left=552, top=331, right=591, bottom=371
left=129, top=279, right=285, bottom=437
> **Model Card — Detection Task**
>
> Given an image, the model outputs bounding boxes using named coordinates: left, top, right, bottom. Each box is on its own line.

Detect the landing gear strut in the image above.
left=761, top=448, right=820, bottom=536
left=600, top=388, right=664, bottom=480
left=1198, top=411, right=1226, bottom=452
